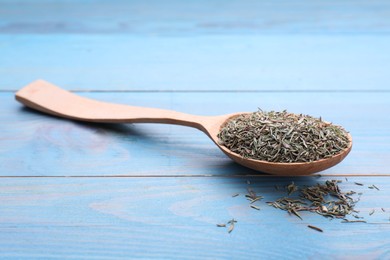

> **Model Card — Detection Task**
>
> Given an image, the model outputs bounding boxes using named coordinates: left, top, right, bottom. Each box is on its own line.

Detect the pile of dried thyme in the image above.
left=218, top=110, right=350, bottom=163
left=216, top=179, right=386, bottom=234
left=268, top=180, right=359, bottom=220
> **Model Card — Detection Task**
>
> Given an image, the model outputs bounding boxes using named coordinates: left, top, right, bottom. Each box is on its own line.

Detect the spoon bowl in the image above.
left=15, top=80, right=352, bottom=175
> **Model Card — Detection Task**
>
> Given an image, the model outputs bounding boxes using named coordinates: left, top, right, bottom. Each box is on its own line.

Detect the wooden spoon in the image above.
left=15, top=80, right=352, bottom=175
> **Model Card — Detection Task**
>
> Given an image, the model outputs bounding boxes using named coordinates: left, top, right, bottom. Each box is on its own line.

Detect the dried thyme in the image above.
left=218, top=110, right=350, bottom=163
left=342, top=219, right=367, bottom=223
left=250, top=205, right=261, bottom=210
left=216, top=219, right=237, bottom=233
left=287, top=182, right=298, bottom=195
left=368, top=184, right=380, bottom=190
left=308, top=225, right=323, bottom=232
left=268, top=180, right=359, bottom=220
left=227, top=219, right=237, bottom=233
left=246, top=187, right=263, bottom=203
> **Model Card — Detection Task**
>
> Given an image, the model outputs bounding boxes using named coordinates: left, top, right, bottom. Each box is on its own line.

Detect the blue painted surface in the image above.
left=1, top=0, right=390, bottom=259
left=0, top=34, right=389, bottom=91
left=0, top=177, right=389, bottom=259
left=1, top=0, right=390, bottom=34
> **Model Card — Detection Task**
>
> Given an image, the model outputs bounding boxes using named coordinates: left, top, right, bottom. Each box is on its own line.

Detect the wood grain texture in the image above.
left=0, top=176, right=389, bottom=259
left=1, top=0, right=389, bottom=34
left=2, top=91, right=389, bottom=176
left=0, top=34, right=389, bottom=91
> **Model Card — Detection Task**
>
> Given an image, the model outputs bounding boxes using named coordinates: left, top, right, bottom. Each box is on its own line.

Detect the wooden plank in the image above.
left=0, top=34, right=390, bottom=91
left=0, top=176, right=388, bottom=259
left=2, top=91, right=389, bottom=176
left=1, top=0, right=389, bottom=34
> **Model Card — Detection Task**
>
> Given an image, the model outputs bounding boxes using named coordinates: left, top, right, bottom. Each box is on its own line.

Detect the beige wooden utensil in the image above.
left=15, top=80, right=352, bottom=175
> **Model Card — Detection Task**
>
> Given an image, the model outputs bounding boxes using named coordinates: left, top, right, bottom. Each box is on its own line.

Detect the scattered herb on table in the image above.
left=308, top=225, right=323, bottom=232
left=217, top=219, right=238, bottom=233
left=287, top=181, right=298, bottom=195
left=268, top=180, right=359, bottom=220
left=227, top=219, right=237, bottom=233
left=342, top=219, right=367, bottom=223
left=250, top=205, right=261, bottom=210
left=368, top=184, right=380, bottom=190
left=246, top=187, right=263, bottom=203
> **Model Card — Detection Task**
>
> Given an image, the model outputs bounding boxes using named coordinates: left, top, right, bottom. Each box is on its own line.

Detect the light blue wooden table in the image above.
left=1, top=1, right=389, bottom=259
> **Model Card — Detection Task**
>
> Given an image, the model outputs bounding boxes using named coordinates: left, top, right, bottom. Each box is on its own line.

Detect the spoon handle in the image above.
left=15, top=80, right=209, bottom=131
